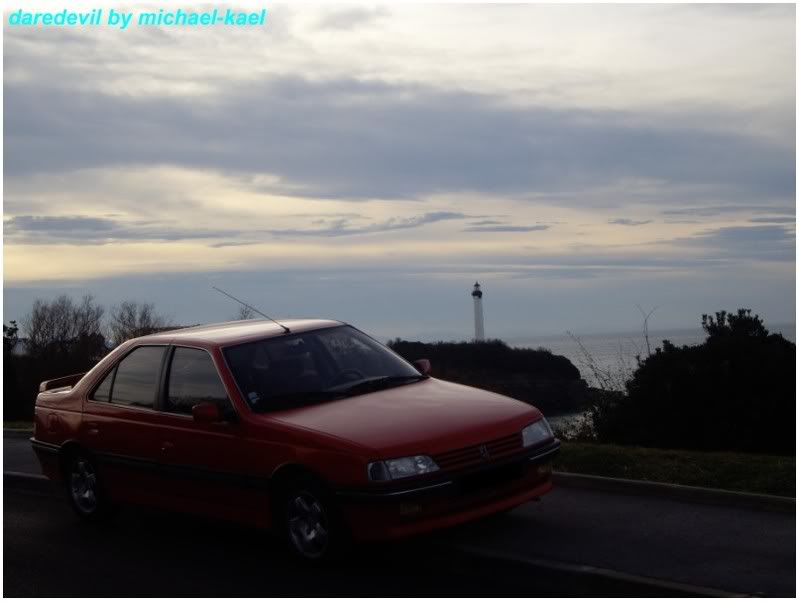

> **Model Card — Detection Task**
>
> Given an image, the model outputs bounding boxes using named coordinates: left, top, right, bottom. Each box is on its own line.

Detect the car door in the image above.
left=81, top=345, right=167, bottom=505
left=152, top=345, right=262, bottom=523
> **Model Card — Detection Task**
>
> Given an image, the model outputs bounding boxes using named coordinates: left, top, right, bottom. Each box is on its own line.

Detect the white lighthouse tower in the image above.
left=472, top=282, right=485, bottom=342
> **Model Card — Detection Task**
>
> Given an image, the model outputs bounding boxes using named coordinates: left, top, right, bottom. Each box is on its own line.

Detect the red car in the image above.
left=32, top=320, right=559, bottom=560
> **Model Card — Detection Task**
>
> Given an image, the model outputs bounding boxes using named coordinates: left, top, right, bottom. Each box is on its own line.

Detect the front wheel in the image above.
left=279, top=477, right=347, bottom=562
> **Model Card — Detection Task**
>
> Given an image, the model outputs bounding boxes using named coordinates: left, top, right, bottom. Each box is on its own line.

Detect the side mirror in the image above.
left=192, top=402, right=221, bottom=424
left=412, top=358, right=431, bottom=376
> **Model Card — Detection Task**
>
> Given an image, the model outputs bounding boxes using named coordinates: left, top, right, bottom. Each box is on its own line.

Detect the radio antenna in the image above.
left=212, top=287, right=291, bottom=334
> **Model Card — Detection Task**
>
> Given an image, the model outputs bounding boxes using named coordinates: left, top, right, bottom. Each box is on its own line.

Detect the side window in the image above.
left=91, top=368, right=115, bottom=402
left=166, top=347, right=232, bottom=415
left=111, top=346, right=166, bottom=410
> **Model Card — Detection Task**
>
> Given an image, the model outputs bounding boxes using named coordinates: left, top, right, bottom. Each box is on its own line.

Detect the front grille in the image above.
left=433, top=432, right=522, bottom=471
left=459, top=462, right=524, bottom=494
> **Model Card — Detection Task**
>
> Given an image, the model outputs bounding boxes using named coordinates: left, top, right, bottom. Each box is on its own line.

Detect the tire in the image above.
left=64, top=452, right=114, bottom=521
left=277, top=476, right=348, bottom=562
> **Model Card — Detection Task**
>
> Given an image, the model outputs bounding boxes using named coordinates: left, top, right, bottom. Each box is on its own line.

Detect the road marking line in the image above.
left=452, top=543, right=751, bottom=598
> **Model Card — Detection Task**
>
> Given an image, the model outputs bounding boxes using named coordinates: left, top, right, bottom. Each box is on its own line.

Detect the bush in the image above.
left=593, top=310, right=795, bottom=455
left=388, top=338, right=587, bottom=414
left=388, top=338, right=580, bottom=379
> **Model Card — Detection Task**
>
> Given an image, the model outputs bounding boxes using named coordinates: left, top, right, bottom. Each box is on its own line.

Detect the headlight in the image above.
left=367, top=455, right=440, bottom=481
left=522, top=419, right=553, bottom=447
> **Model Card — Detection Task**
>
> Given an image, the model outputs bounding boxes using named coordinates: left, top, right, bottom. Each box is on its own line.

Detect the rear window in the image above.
left=110, top=346, right=166, bottom=409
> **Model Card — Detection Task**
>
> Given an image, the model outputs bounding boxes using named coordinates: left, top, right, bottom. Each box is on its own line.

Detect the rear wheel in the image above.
left=65, top=452, right=113, bottom=520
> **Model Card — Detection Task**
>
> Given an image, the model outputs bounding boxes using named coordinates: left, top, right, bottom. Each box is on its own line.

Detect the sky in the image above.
left=3, top=3, right=796, bottom=342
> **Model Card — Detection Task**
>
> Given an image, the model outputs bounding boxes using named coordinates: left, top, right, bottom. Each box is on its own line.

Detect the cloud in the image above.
left=6, top=215, right=117, bottom=233
left=285, top=212, right=367, bottom=219
left=267, top=211, right=467, bottom=237
left=469, top=220, right=505, bottom=226
left=314, top=6, right=389, bottom=31
left=672, top=225, right=795, bottom=262
left=609, top=218, right=653, bottom=226
left=207, top=241, right=261, bottom=249
left=5, top=211, right=469, bottom=244
left=4, top=74, right=794, bottom=205
left=4, top=215, right=247, bottom=245
left=463, top=225, right=550, bottom=233
left=661, top=205, right=795, bottom=217
left=748, top=216, right=795, bottom=224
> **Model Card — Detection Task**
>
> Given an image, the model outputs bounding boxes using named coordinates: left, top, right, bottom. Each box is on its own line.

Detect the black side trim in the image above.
left=95, top=451, right=270, bottom=490
left=30, top=438, right=268, bottom=490
left=337, top=438, right=560, bottom=501
left=30, top=439, right=60, bottom=455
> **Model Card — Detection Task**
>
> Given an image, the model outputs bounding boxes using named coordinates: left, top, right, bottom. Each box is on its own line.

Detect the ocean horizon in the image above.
left=507, top=323, right=796, bottom=387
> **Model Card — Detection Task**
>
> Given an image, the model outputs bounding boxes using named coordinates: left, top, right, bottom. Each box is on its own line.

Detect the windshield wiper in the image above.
left=263, top=375, right=427, bottom=409
left=265, top=390, right=347, bottom=408
left=338, top=375, right=426, bottom=396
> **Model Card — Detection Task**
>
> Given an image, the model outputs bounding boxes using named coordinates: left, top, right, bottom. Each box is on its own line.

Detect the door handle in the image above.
left=160, top=441, right=174, bottom=452
left=85, top=422, right=100, bottom=436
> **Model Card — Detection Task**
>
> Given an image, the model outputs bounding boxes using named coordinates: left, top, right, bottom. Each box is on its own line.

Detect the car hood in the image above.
left=268, top=378, right=541, bottom=458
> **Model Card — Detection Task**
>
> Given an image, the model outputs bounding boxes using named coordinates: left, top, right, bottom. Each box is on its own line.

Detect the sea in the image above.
left=506, top=323, right=796, bottom=420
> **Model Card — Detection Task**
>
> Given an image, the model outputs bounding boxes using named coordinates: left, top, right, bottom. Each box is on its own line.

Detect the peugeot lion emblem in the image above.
left=479, top=444, right=490, bottom=461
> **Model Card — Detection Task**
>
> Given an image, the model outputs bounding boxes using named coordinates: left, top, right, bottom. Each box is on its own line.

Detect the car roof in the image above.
left=135, top=319, right=346, bottom=347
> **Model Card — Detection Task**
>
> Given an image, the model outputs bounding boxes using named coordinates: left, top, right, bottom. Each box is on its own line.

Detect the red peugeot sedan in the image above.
left=32, top=320, right=559, bottom=560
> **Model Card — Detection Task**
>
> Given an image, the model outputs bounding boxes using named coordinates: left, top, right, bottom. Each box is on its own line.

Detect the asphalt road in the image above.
left=4, top=433, right=40, bottom=474
left=4, top=435, right=795, bottom=596
left=6, top=489, right=701, bottom=597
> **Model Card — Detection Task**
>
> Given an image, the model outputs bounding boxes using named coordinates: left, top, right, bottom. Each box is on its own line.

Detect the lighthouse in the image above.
left=472, top=282, right=485, bottom=342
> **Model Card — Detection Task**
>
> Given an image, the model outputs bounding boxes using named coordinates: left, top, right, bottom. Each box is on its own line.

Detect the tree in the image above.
left=109, top=301, right=173, bottom=346
left=11, top=296, right=107, bottom=421
left=3, top=321, right=19, bottom=355
left=4, top=321, right=20, bottom=418
left=23, top=295, right=106, bottom=360
left=234, top=305, right=256, bottom=320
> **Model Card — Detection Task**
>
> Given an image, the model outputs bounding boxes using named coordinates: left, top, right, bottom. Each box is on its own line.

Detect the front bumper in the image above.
left=337, top=438, right=559, bottom=541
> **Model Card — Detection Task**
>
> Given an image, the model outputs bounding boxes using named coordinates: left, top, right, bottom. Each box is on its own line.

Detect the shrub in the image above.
left=594, top=310, right=795, bottom=455
left=388, top=338, right=586, bottom=414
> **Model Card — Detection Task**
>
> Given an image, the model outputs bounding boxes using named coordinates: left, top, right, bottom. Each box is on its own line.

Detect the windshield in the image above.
left=223, top=325, right=424, bottom=413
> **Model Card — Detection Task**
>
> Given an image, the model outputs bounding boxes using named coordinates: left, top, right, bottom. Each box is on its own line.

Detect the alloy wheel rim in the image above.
left=70, top=458, right=98, bottom=514
left=286, top=491, right=329, bottom=558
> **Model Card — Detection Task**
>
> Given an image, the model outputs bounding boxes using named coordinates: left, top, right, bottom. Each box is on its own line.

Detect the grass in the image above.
left=3, top=421, right=33, bottom=431
left=2, top=420, right=792, bottom=496
left=554, top=442, right=795, bottom=498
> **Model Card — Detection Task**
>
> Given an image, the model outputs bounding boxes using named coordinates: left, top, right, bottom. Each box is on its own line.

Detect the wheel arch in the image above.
left=58, top=440, right=94, bottom=476
left=269, top=462, right=329, bottom=494
left=269, top=462, right=334, bottom=518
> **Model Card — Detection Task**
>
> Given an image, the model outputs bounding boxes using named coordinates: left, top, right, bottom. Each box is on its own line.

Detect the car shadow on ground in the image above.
left=10, top=491, right=544, bottom=597
left=5, top=489, right=708, bottom=597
